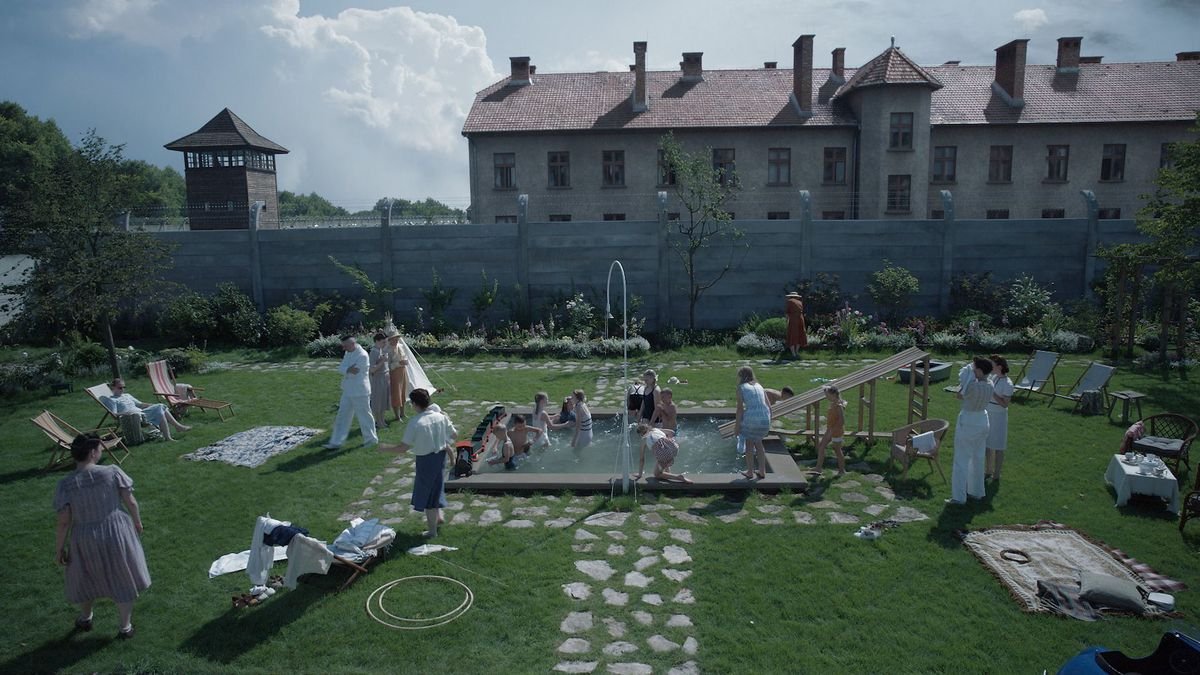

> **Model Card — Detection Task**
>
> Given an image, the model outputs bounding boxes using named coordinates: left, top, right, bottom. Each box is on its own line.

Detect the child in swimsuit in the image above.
left=509, top=414, right=542, bottom=459
left=531, top=392, right=555, bottom=448
left=815, top=384, right=847, bottom=477
left=634, top=421, right=692, bottom=483
left=650, top=388, right=678, bottom=436
left=485, top=416, right=517, bottom=469
left=571, top=389, right=593, bottom=449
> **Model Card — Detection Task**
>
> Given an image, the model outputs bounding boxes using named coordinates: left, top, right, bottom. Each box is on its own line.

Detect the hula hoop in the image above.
left=365, top=575, right=473, bottom=630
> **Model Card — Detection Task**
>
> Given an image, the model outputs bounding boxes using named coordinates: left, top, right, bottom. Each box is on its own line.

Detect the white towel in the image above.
left=912, top=431, right=936, bottom=453
left=284, top=534, right=334, bottom=589
left=209, top=547, right=287, bottom=578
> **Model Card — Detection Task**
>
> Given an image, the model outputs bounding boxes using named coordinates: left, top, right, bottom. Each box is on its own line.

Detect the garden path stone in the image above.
left=662, top=546, right=692, bottom=565
left=558, top=638, right=591, bottom=654
left=833, top=480, right=862, bottom=489
left=809, top=500, right=838, bottom=509
left=640, top=513, right=666, bottom=527
left=648, top=635, right=680, bottom=653
left=840, top=492, right=870, bottom=503
left=575, top=529, right=599, bottom=541
left=563, top=582, right=592, bottom=600
left=634, top=556, right=659, bottom=571
left=564, top=506, right=588, bottom=514
left=607, top=544, right=625, bottom=556
left=603, top=642, right=639, bottom=657
left=892, top=506, right=929, bottom=522
left=683, top=637, right=699, bottom=655
left=669, top=661, right=700, bottom=675
left=631, top=611, right=653, bottom=625
left=666, top=614, right=693, bottom=628
left=875, top=486, right=896, bottom=501
left=451, top=512, right=473, bottom=525
left=606, top=531, right=627, bottom=541
left=560, top=612, right=593, bottom=634
left=753, top=518, right=784, bottom=525
left=756, top=505, right=783, bottom=514
left=829, top=512, right=860, bottom=524
left=864, top=504, right=888, bottom=516
left=638, top=530, right=659, bottom=541
left=381, top=502, right=404, bottom=513
left=443, top=500, right=464, bottom=511
left=642, top=593, right=663, bottom=606
left=362, top=487, right=376, bottom=497
left=717, top=511, right=746, bottom=523
left=585, top=512, right=630, bottom=527
left=624, top=571, right=653, bottom=588
left=602, top=588, right=629, bottom=606
left=794, top=511, right=815, bottom=525
left=546, top=518, right=574, bottom=528
left=479, top=510, right=502, bottom=526
left=641, top=504, right=675, bottom=511
left=607, top=664, right=652, bottom=675
left=504, top=519, right=535, bottom=528
left=672, top=589, right=695, bottom=604
left=637, top=546, right=657, bottom=556
left=673, top=512, right=707, bottom=525
left=603, top=618, right=626, bottom=638
left=573, top=544, right=595, bottom=553
left=471, top=499, right=498, bottom=508
left=554, top=663, right=598, bottom=673
left=669, top=529, right=693, bottom=543
left=576, top=560, right=617, bottom=581
left=662, top=569, right=692, bottom=583
left=393, top=476, right=413, bottom=487
left=513, top=506, right=549, bottom=517
left=863, top=473, right=885, bottom=483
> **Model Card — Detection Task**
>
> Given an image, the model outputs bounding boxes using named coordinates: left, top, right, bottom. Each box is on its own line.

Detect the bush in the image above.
left=66, top=340, right=109, bottom=375
left=928, top=331, right=966, bottom=353
left=119, top=347, right=154, bottom=377
left=736, top=333, right=784, bottom=355
left=264, top=305, right=318, bottom=346
left=289, top=290, right=359, bottom=336
left=590, top=337, right=651, bottom=356
left=755, top=317, right=787, bottom=340
left=440, top=336, right=486, bottom=355
left=868, top=260, right=919, bottom=323
left=866, top=331, right=916, bottom=351
left=947, top=310, right=994, bottom=332
left=1007, top=275, right=1058, bottom=328
left=785, top=273, right=847, bottom=317
left=653, top=327, right=734, bottom=349
left=159, top=293, right=216, bottom=344
left=305, top=334, right=343, bottom=358
left=212, top=283, right=262, bottom=346
left=973, top=330, right=1022, bottom=352
left=950, top=272, right=1006, bottom=316
left=157, top=347, right=208, bottom=374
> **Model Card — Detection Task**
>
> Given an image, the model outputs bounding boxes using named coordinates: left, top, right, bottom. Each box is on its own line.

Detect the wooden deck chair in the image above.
left=86, top=383, right=124, bottom=429
left=285, top=520, right=395, bottom=592
left=1011, top=350, right=1061, bottom=401
left=31, top=410, right=129, bottom=470
left=889, top=418, right=950, bottom=482
left=1049, top=361, right=1116, bottom=413
left=146, top=360, right=235, bottom=421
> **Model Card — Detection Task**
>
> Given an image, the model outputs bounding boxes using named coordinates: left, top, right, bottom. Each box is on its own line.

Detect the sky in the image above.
left=2, top=0, right=1197, bottom=211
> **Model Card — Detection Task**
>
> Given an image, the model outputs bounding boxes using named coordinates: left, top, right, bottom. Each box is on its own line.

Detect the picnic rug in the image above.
left=182, top=426, right=321, bottom=468
left=959, top=521, right=1186, bottom=619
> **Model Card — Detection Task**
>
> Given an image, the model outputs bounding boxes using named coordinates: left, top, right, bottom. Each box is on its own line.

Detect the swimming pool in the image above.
left=449, top=408, right=808, bottom=492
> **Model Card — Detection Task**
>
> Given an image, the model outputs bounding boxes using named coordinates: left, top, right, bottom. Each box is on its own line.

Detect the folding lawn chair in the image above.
left=31, top=410, right=129, bottom=470
left=1049, top=361, right=1116, bottom=414
left=281, top=518, right=396, bottom=592
left=1011, top=350, right=1061, bottom=401
left=146, top=360, right=235, bottom=421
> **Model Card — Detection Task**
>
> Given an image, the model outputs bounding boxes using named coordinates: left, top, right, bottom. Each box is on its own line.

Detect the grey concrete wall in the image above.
left=152, top=210, right=1144, bottom=331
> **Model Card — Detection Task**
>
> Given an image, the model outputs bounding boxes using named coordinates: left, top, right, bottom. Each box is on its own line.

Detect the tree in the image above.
left=868, top=260, right=920, bottom=325
left=659, top=132, right=743, bottom=329
left=120, top=160, right=185, bottom=212
left=367, top=196, right=467, bottom=222
left=3, top=129, right=175, bottom=377
left=278, top=191, right=349, bottom=218
left=0, top=101, right=72, bottom=228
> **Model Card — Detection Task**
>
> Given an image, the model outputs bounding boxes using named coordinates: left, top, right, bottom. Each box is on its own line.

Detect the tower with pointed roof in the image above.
left=164, top=109, right=289, bottom=230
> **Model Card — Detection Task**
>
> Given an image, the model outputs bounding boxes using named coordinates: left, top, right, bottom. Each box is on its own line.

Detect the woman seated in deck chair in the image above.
left=101, top=379, right=191, bottom=441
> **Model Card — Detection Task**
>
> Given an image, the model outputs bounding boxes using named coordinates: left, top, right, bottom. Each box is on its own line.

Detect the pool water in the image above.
left=476, top=414, right=748, bottom=475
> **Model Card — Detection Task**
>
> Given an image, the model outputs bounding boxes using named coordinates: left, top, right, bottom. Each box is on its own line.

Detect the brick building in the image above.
left=462, top=36, right=1200, bottom=223
left=165, top=108, right=288, bottom=230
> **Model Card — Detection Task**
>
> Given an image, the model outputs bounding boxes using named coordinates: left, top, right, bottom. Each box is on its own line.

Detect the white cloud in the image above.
left=1013, top=8, right=1049, bottom=31
left=260, top=1, right=498, bottom=155
left=63, top=0, right=244, bottom=50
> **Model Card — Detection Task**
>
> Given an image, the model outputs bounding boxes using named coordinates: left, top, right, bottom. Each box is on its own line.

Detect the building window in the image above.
left=889, top=113, right=914, bottom=149
left=886, top=175, right=911, bottom=212
left=602, top=150, right=625, bottom=187
left=986, top=209, right=1010, bottom=219
left=495, top=215, right=517, bottom=223
left=548, top=151, right=570, bottom=188
left=930, top=209, right=944, bottom=219
left=1041, top=209, right=1065, bottom=219
left=667, top=212, right=681, bottom=221
left=822, top=147, right=847, bottom=184
left=548, top=214, right=572, bottom=222
left=932, top=146, right=957, bottom=182
left=603, top=213, right=626, bottom=221
left=1160, top=142, right=1174, bottom=169
left=494, top=153, right=515, bottom=189
left=988, top=145, right=1013, bottom=183
left=657, top=148, right=676, bottom=184
left=712, top=148, right=736, bottom=186
left=1098, top=208, right=1121, bottom=220
left=822, top=211, right=846, bottom=220
left=1046, top=145, right=1069, bottom=181
left=767, top=148, right=790, bottom=186
left=1100, top=144, right=1125, bottom=181
left=767, top=211, right=791, bottom=220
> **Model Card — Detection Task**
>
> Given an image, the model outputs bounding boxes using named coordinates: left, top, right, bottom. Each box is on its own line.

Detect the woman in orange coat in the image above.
left=785, top=292, right=807, bottom=357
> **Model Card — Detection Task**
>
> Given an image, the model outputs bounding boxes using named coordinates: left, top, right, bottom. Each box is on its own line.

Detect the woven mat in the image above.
left=182, top=426, right=321, bottom=468
left=961, top=521, right=1185, bottom=616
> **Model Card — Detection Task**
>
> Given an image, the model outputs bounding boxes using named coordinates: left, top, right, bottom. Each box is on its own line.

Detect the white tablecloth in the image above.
left=1104, top=454, right=1180, bottom=513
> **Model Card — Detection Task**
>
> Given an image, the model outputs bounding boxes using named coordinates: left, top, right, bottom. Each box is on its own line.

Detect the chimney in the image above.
left=764, top=61, right=777, bottom=69
left=509, top=56, right=531, bottom=85
left=791, top=34, right=814, bottom=117
left=992, top=39, right=1029, bottom=108
left=680, top=52, right=703, bottom=81
left=831, top=47, right=845, bottom=81
left=1056, top=37, right=1082, bottom=73
left=943, top=60, right=961, bottom=65
left=1079, top=56, right=1102, bottom=64
left=1176, top=51, right=1200, bottom=61
left=529, top=65, right=537, bottom=75
left=632, top=41, right=648, bottom=112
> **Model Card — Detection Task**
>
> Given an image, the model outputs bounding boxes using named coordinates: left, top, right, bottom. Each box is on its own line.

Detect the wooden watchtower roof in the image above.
left=164, top=108, right=289, bottom=154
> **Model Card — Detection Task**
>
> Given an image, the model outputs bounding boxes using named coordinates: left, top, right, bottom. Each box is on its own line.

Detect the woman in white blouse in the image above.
left=985, top=354, right=1014, bottom=481
left=948, top=356, right=994, bottom=505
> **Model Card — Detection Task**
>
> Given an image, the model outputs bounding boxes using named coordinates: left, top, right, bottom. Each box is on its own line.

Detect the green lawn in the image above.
left=1, top=347, right=1197, bottom=674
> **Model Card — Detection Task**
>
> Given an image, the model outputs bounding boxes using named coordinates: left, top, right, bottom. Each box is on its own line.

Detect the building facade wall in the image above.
left=848, top=85, right=935, bottom=219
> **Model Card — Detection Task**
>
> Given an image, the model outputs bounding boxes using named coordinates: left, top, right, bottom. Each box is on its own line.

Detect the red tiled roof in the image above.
left=835, top=46, right=943, bottom=96
left=164, top=108, right=289, bottom=153
left=929, top=61, right=1200, bottom=124
left=464, top=53, right=1200, bottom=135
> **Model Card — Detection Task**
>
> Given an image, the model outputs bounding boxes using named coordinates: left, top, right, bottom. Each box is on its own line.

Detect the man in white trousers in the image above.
left=324, top=335, right=378, bottom=449
left=947, top=356, right=994, bottom=505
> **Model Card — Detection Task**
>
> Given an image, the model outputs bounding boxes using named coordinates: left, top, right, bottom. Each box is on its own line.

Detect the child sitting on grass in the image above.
left=634, top=421, right=693, bottom=484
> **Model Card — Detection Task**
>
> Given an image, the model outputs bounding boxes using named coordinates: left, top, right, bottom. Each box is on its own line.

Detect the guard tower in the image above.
left=164, top=109, right=288, bottom=230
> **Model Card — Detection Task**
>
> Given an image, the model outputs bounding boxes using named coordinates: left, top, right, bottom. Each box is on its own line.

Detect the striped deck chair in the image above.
left=146, top=360, right=234, bottom=421
left=1012, top=350, right=1061, bottom=401
left=1049, top=361, right=1117, bottom=414
left=31, top=410, right=129, bottom=470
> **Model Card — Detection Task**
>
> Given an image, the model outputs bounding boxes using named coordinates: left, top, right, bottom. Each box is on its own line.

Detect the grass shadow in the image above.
left=177, top=584, right=325, bottom=665
left=270, top=444, right=351, bottom=473
left=926, top=485, right=997, bottom=550
left=0, top=627, right=115, bottom=672
left=0, top=465, right=55, bottom=486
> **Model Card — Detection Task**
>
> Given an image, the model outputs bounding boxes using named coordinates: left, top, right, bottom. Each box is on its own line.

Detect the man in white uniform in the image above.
left=324, top=335, right=377, bottom=449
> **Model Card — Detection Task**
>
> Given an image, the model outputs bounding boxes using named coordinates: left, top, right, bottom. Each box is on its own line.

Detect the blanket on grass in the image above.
left=960, top=521, right=1185, bottom=619
left=183, top=426, right=321, bottom=468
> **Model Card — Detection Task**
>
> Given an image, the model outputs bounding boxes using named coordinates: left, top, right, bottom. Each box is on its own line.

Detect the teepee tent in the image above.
left=397, top=337, right=436, bottom=394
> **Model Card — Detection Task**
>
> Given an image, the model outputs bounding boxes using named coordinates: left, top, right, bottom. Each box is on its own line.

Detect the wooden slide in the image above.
left=718, top=347, right=933, bottom=440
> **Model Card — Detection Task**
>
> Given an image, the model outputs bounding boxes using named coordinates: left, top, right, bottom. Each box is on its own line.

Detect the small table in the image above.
left=1104, top=454, right=1179, bottom=513
left=1107, top=390, right=1146, bottom=424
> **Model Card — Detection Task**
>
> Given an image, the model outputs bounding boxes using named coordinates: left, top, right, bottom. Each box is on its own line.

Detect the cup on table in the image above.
left=1124, top=451, right=1135, bottom=462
